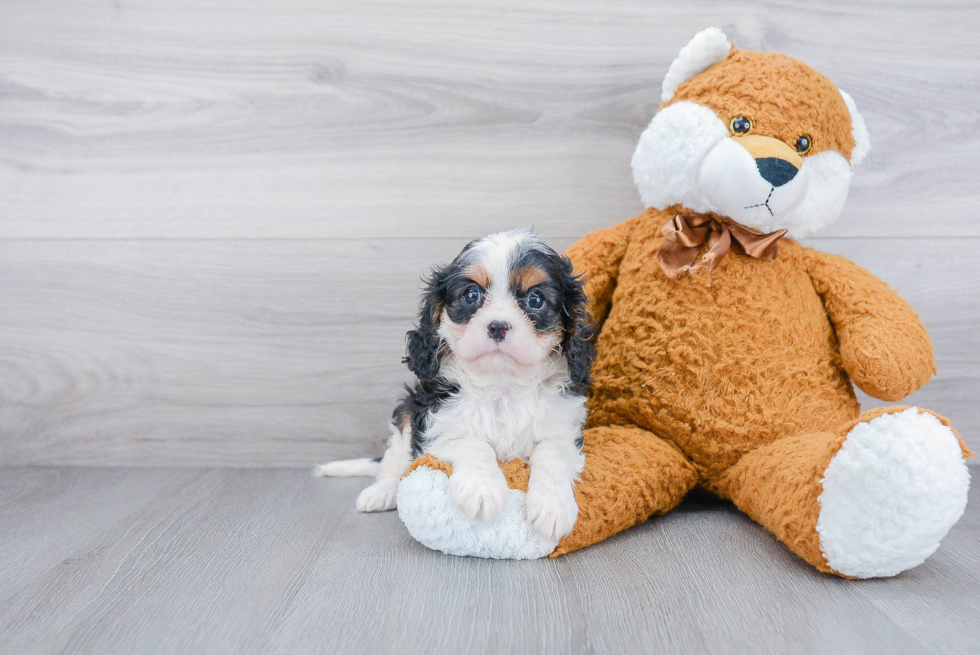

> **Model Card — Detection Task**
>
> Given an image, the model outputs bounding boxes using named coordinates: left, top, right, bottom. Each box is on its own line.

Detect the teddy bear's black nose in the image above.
left=756, top=157, right=799, bottom=187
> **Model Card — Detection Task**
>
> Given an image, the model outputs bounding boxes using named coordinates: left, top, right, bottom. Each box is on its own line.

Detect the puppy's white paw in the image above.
left=448, top=466, right=510, bottom=523
left=356, top=480, right=398, bottom=512
left=525, top=483, right=578, bottom=542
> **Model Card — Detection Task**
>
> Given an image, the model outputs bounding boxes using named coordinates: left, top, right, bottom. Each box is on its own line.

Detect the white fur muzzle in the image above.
left=632, top=101, right=855, bottom=238
left=698, top=137, right=810, bottom=226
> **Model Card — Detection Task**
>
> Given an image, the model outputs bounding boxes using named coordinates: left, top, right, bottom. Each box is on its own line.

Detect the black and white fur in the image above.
left=315, top=229, right=595, bottom=542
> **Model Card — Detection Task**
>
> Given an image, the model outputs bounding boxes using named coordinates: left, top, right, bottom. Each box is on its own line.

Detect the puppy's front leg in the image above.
left=526, top=438, right=585, bottom=542
left=431, top=438, right=510, bottom=523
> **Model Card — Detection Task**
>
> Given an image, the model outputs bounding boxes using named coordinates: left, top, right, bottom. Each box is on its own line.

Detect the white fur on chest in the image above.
left=426, top=380, right=586, bottom=462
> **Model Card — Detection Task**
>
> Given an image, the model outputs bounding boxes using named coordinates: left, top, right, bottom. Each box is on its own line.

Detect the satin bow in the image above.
left=656, top=214, right=788, bottom=279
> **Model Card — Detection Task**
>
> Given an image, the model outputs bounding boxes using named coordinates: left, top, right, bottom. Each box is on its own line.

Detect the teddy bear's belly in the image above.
left=587, top=256, right=860, bottom=475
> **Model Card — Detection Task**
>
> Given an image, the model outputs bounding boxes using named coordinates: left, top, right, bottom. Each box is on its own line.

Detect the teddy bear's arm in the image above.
left=565, top=217, right=641, bottom=328
left=805, top=249, right=935, bottom=401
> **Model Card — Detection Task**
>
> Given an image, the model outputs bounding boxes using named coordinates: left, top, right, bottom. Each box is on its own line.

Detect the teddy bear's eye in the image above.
left=795, top=135, right=812, bottom=155
left=730, top=116, right=752, bottom=135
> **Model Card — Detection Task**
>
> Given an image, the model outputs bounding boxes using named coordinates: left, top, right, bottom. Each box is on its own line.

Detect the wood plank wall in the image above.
left=2, top=0, right=978, bottom=465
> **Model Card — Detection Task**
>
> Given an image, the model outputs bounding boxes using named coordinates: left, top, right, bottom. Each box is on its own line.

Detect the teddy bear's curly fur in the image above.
left=557, top=208, right=971, bottom=572
left=397, top=29, right=972, bottom=577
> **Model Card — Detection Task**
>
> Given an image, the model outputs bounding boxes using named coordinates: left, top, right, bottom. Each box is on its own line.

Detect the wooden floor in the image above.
left=2, top=466, right=977, bottom=654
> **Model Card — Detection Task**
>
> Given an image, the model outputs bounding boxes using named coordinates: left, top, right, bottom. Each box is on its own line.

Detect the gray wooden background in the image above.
left=1, top=0, right=978, bottom=466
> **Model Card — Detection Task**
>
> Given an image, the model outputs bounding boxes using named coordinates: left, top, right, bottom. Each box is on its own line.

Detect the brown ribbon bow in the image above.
left=656, top=214, right=788, bottom=279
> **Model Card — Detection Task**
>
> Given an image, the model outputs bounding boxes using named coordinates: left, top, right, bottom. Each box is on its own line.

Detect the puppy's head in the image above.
left=404, top=230, right=594, bottom=391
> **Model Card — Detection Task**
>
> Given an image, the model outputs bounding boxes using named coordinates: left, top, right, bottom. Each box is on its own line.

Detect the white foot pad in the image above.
left=356, top=479, right=399, bottom=512
left=397, top=466, right=557, bottom=559
left=817, top=407, right=970, bottom=578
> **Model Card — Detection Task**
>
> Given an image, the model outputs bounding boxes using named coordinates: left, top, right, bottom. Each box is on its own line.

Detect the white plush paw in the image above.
left=397, top=466, right=558, bottom=559
left=448, top=465, right=510, bottom=523
left=525, top=483, right=579, bottom=542
left=817, top=407, right=970, bottom=578
left=356, top=480, right=399, bottom=512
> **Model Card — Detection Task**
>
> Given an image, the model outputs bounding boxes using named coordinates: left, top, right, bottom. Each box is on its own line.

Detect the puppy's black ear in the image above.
left=558, top=256, right=596, bottom=394
left=403, top=266, right=450, bottom=381
left=404, top=328, right=442, bottom=380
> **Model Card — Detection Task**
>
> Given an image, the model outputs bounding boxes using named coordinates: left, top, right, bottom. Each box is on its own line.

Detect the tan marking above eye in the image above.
left=511, top=265, right=550, bottom=293
left=462, top=265, right=490, bottom=289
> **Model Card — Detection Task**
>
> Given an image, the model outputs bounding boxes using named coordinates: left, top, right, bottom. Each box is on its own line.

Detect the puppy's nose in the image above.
left=756, top=157, right=799, bottom=187
left=487, top=320, right=511, bottom=342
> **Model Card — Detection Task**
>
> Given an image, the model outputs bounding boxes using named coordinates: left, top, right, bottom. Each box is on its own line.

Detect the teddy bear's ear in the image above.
left=839, top=90, right=871, bottom=166
left=661, top=27, right=733, bottom=103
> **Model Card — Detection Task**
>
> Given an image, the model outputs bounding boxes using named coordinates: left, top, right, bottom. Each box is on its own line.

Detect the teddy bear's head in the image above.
left=632, top=28, right=870, bottom=238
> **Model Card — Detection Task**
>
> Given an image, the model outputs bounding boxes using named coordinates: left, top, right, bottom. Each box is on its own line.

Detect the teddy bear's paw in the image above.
left=816, top=407, right=970, bottom=578
left=448, top=464, right=510, bottom=523
left=525, top=482, right=579, bottom=542
left=356, top=479, right=399, bottom=512
left=397, top=465, right=558, bottom=559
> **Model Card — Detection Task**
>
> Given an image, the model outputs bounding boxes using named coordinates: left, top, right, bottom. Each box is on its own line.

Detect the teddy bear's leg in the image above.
left=717, top=406, right=971, bottom=578
left=397, top=426, right=697, bottom=559
left=551, top=424, right=699, bottom=556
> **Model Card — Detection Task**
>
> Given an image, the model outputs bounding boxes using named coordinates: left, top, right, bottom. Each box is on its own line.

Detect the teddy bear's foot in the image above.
left=397, top=463, right=557, bottom=559
left=816, top=407, right=970, bottom=578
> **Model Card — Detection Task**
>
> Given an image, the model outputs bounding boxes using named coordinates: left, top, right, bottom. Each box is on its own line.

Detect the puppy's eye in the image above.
left=463, top=285, right=482, bottom=305
left=526, top=291, right=545, bottom=310
left=730, top=115, right=752, bottom=135
left=795, top=134, right=812, bottom=155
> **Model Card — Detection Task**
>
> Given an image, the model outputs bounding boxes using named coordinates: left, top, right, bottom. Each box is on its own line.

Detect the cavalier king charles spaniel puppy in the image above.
left=316, top=229, right=595, bottom=541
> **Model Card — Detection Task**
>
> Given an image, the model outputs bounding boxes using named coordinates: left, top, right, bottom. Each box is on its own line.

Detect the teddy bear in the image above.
left=396, top=28, right=972, bottom=578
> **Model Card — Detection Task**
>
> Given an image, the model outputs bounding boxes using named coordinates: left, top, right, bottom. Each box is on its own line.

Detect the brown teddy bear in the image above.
left=397, top=28, right=972, bottom=577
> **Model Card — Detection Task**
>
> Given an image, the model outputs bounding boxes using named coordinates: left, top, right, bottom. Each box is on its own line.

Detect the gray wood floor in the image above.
left=1, top=466, right=978, bottom=655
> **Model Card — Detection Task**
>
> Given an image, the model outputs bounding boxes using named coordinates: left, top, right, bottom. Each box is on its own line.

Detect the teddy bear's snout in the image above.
left=697, top=132, right=809, bottom=228
left=734, top=134, right=802, bottom=188
left=755, top=158, right=799, bottom=187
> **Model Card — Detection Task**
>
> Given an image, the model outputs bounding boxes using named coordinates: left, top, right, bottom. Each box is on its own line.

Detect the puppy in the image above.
left=316, top=229, right=595, bottom=541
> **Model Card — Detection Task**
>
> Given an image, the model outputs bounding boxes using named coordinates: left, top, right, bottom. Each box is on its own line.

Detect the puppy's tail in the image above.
left=313, top=457, right=382, bottom=477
